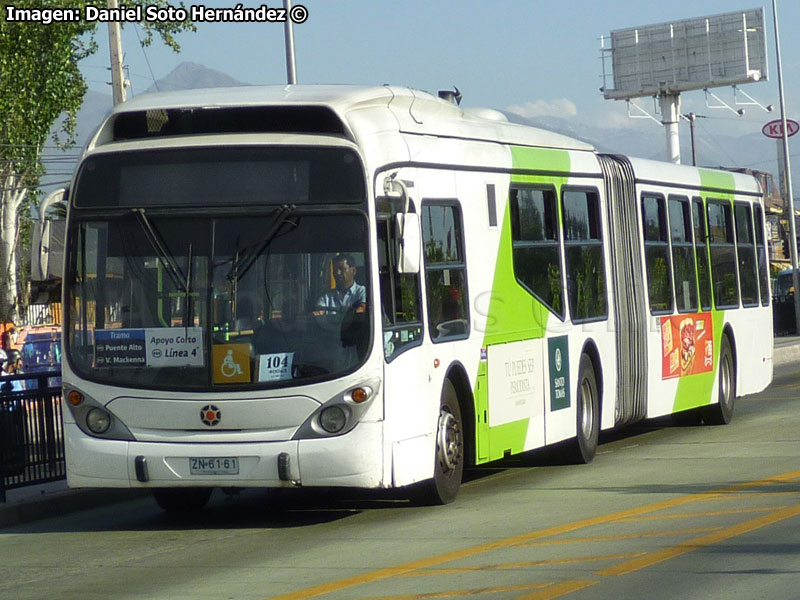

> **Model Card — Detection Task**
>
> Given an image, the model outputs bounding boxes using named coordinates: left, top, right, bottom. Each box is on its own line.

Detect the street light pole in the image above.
left=283, top=0, right=297, bottom=85
left=772, top=0, right=800, bottom=333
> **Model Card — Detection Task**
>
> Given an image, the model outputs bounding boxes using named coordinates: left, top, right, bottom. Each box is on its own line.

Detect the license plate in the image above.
left=190, top=457, right=239, bottom=475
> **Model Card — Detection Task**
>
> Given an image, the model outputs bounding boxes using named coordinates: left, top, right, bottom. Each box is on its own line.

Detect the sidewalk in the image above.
left=772, top=334, right=800, bottom=366
left=3, top=335, right=800, bottom=527
left=0, top=481, right=147, bottom=528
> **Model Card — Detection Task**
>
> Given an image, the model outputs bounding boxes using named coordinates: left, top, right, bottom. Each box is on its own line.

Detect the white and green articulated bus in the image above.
left=59, top=85, right=773, bottom=509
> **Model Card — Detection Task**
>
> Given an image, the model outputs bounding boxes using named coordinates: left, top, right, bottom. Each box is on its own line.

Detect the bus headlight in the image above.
left=64, top=386, right=134, bottom=441
left=292, top=378, right=381, bottom=440
left=319, top=406, right=346, bottom=433
left=86, top=408, right=112, bottom=434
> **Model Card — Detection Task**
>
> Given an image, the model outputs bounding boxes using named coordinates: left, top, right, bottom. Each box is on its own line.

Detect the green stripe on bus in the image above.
left=483, top=145, right=570, bottom=343
left=672, top=310, right=726, bottom=412
left=473, top=146, right=570, bottom=463
left=672, top=169, right=734, bottom=413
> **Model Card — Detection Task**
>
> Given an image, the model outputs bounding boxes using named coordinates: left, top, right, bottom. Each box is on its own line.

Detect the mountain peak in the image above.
left=145, top=61, right=248, bottom=93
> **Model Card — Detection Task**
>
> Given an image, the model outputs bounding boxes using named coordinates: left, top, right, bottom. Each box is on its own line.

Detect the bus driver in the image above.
left=315, top=254, right=366, bottom=315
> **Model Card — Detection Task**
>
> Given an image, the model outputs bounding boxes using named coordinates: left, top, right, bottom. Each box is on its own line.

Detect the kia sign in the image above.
left=762, top=119, right=799, bottom=139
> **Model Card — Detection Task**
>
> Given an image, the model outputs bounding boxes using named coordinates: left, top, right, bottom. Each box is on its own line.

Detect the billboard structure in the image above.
left=601, top=8, right=768, bottom=163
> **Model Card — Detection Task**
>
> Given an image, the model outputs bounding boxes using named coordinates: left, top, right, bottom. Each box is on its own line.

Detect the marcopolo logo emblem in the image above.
left=200, top=404, right=221, bottom=427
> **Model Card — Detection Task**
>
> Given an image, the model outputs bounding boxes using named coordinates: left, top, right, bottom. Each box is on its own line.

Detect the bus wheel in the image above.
left=570, top=354, right=599, bottom=464
left=703, top=335, right=735, bottom=425
left=152, top=488, right=213, bottom=512
left=412, top=379, right=464, bottom=505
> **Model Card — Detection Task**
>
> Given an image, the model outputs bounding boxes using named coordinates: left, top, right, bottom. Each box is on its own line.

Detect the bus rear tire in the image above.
left=569, top=354, right=599, bottom=464
left=152, top=487, right=213, bottom=512
left=703, top=335, right=735, bottom=425
left=411, top=379, right=464, bottom=505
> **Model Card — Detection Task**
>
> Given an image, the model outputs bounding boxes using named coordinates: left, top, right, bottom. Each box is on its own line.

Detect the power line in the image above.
left=133, top=23, right=159, bottom=92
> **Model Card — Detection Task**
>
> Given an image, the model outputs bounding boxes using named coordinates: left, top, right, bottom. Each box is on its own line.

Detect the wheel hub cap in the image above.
left=437, top=410, right=461, bottom=473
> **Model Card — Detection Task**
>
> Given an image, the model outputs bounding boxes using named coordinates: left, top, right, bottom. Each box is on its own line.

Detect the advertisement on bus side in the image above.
left=660, top=313, right=714, bottom=379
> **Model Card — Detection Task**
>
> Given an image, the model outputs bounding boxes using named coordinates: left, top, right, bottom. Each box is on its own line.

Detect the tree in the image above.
left=0, top=0, right=194, bottom=322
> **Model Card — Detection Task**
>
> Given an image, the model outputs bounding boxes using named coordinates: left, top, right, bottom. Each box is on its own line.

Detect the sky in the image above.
left=77, top=0, right=799, bottom=167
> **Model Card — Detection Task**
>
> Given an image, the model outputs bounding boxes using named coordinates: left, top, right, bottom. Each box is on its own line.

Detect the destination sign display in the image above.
left=95, top=327, right=204, bottom=368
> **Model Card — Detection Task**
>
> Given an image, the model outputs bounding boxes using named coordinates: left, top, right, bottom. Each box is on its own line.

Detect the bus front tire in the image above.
left=703, top=335, right=735, bottom=425
left=412, top=379, right=464, bottom=505
left=152, top=488, right=213, bottom=512
left=570, top=354, right=599, bottom=464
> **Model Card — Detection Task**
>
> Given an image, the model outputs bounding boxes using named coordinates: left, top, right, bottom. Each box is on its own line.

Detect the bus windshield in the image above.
left=66, top=151, right=371, bottom=391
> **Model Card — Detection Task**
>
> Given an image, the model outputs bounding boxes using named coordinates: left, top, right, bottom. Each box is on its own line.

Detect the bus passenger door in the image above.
left=377, top=215, right=430, bottom=486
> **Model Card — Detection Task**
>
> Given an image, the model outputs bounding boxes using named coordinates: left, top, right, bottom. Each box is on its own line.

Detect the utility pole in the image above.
left=681, top=113, right=707, bottom=167
left=107, top=0, right=127, bottom=105
left=772, top=0, right=800, bottom=333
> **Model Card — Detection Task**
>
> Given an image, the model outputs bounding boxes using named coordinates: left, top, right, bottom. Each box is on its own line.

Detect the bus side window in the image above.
left=734, top=202, right=759, bottom=307
left=509, top=186, right=564, bottom=319
left=753, top=204, right=770, bottom=306
left=641, top=193, right=673, bottom=315
left=707, top=200, right=740, bottom=309
left=378, top=219, right=423, bottom=360
left=421, top=202, right=470, bottom=340
left=668, top=195, right=698, bottom=313
left=563, top=188, right=607, bottom=322
left=692, top=198, right=713, bottom=311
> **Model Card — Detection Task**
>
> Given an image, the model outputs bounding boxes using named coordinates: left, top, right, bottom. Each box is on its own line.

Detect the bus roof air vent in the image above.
left=438, top=88, right=462, bottom=106
left=111, top=105, right=349, bottom=141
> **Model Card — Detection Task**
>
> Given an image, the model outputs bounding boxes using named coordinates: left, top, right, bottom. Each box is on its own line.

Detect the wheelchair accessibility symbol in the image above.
left=221, top=349, right=243, bottom=378
left=212, top=343, right=250, bottom=384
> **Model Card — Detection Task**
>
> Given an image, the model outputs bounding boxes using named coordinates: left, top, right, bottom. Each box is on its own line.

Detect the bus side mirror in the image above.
left=395, top=212, right=420, bottom=274
left=31, top=187, right=68, bottom=282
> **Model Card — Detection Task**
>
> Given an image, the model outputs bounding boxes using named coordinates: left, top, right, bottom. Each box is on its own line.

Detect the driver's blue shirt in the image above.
left=316, top=282, right=366, bottom=312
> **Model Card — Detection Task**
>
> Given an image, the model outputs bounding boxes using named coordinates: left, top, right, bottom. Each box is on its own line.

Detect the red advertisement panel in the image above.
left=660, top=313, right=714, bottom=379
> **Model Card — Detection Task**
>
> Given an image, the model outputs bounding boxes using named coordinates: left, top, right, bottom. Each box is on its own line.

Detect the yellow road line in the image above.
left=355, top=582, right=552, bottom=599
left=617, top=506, right=782, bottom=522
left=597, top=503, right=800, bottom=576
left=521, top=527, right=720, bottom=547
left=514, top=580, right=599, bottom=600
left=695, top=491, right=799, bottom=501
left=266, top=468, right=800, bottom=600
left=400, top=552, right=645, bottom=577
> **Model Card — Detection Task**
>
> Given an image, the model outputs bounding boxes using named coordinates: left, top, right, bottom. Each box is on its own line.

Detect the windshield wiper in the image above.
left=133, top=208, right=188, bottom=293
left=227, top=204, right=297, bottom=282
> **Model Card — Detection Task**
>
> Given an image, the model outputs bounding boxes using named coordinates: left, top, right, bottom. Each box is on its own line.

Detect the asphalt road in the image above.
left=2, top=362, right=800, bottom=600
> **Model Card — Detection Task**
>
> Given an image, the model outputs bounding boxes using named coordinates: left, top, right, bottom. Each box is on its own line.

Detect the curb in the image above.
left=773, top=343, right=800, bottom=367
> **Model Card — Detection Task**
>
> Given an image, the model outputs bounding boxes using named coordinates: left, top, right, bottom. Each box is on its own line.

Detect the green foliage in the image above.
left=0, top=0, right=194, bottom=176
left=574, top=246, right=606, bottom=319
left=722, top=272, right=738, bottom=304
left=547, top=261, right=562, bottom=314
left=0, top=0, right=193, bottom=320
left=398, top=274, right=419, bottom=322
left=647, top=253, right=670, bottom=312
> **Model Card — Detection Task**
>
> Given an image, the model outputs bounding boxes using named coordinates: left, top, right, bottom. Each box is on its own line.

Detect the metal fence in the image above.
left=0, top=372, right=64, bottom=502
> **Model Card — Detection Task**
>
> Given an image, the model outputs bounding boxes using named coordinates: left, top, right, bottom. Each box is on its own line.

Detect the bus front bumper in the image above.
left=64, top=422, right=384, bottom=489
